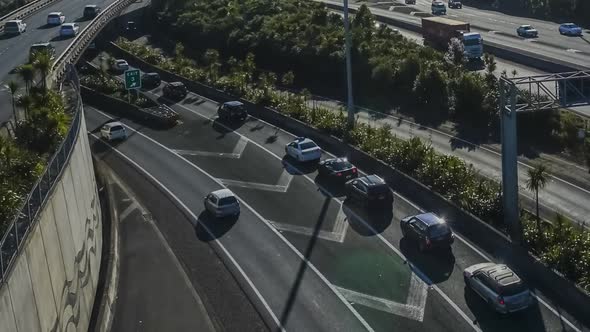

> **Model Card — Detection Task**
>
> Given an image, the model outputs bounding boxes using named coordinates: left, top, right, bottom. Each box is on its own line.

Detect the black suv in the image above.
left=400, top=213, right=454, bottom=252
left=218, top=101, right=248, bottom=121
left=83, top=5, right=101, bottom=18
left=141, top=72, right=161, bottom=89
left=448, top=0, right=462, bottom=8
left=318, top=158, right=358, bottom=183
left=345, top=175, right=393, bottom=207
left=163, top=82, right=187, bottom=100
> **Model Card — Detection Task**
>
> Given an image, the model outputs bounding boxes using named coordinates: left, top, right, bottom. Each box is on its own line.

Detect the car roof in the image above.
left=211, top=189, right=235, bottom=199
left=85, top=4, right=97, bottom=7
left=561, top=23, right=576, bottom=26
left=31, top=42, right=51, bottom=46
left=49, top=12, right=62, bottom=15
left=359, top=174, right=386, bottom=187
left=104, top=121, right=123, bottom=128
left=170, top=81, right=184, bottom=87
left=324, top=157, right=350, bottom=164
left=144, top=72, right=159, bottom=76
left=520, top=24, right=532, bottom=28
left=7, top=19, right=22, bottom=23
left=414, top=213, right=445, bottom=226
left=294, top=137, right=315, bottom=144
left=480, top=264, right=522, bottom=287
left=224, top=101, right=244, bottom=107
left=115, top=59, right=127, bottom=63
left=62, top=23, right=75, bottom=27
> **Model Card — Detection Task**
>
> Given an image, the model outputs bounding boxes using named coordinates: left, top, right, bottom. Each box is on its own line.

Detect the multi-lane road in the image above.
left=85, top=79, right=589, bottom=331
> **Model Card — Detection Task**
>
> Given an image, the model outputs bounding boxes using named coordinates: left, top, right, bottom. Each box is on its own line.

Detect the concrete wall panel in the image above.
left=8, top=252, right=41, bottom=332
left=0, top=285, right=17, bottom=332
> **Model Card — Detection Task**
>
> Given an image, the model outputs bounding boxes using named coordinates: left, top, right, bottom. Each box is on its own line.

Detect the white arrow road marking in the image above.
left=269, top=204, right=349, bottom=243
left=335, top=273, right=428, bottom=322
left=173, top=136, right=248, bottom=158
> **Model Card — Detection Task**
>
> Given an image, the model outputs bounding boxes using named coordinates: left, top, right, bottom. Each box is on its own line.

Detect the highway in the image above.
left=83, top=80, right=590, bottom=331
left=0, top=0, right=120, bottom=123
left=331, top=0, right=590, bottom=70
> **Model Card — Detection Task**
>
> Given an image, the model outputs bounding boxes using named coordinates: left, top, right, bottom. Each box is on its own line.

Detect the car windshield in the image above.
left=300, top=142, right=317, bottom=150
left=367, top=185, right=389, bottom=195
left=499, top=282, right=528, bottom=296
left=5, top=22, right=17, bottom=27
left=111, top=125, right=124, bottom=131
left=428, top=223, right=450, bottom=237
left=433, top=3, right=445, bottom=8
left=463, top=38, right=481, bottom=46
left=49, top=14, right=60, bottom=18
left=219, top=197, right=237, bottom=205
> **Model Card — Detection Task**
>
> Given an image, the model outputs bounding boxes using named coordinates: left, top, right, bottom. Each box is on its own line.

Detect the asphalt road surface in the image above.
left=83, top=79, right=589, bottom=331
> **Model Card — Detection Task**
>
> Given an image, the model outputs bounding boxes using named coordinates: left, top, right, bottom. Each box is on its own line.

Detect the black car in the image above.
left=83, top=5, right=101, bottom=18
left=318, top=158, right=358, bottom=183
left=345, top=175, right=393, bottom=207
left=400, top=213, right=454, bottom=252
left=141, top=72, right=161, bottom=89
left=163, top=82, right=187, bottom=100
left=448, top=0, right=462, bottom=8
left=218, top=101, right=248, bottom=121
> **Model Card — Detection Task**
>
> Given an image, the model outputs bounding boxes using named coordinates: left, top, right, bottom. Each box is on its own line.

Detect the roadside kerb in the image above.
left=104, top=42, right=590, bottom=326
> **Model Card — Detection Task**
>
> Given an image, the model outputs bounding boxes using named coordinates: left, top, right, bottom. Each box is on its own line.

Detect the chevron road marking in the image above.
left=173, top=136, right=248, bottom=158
left=269, top=204, right=349, bottom=243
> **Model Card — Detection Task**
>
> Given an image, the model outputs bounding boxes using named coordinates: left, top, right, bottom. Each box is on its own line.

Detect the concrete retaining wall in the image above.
left=0, top=111, right=102, bottom=332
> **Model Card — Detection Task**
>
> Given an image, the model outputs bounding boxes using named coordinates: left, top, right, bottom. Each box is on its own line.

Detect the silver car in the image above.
left=204, top=189, right=240, bottom=218
left=464, top=263, right=533, bottom=314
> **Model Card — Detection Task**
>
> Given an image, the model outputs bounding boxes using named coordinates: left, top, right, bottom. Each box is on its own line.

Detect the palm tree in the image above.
left=17, top=94, right=33, bottom=120
left=7, top=81, right=19, bottom=121
left=17, top=64, right=35, bottom=95
left=525, top=163, right=550, bottom=236
left=32, top=51, right=52, bottom=91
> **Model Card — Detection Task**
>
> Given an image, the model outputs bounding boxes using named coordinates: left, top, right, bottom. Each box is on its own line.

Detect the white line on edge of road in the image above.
left=89, top=108, right=375, bottom=332
left=89, top=133, right=285, bottom=332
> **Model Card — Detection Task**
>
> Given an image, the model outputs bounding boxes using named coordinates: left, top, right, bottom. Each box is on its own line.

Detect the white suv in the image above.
left=285, top=137, right=322, bottom=162
left=47, top=12, right=65, bottom=25
left=100, top=122, right=127, bottom=141
left=4, top=20, right=26, bottom=34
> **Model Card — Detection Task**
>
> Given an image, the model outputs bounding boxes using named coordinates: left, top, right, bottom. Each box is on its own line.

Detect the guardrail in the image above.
left=0, top=0, right=61, bottom=33
left=50, top=0, right=135, bottom=83
left=0, top=65, right=81, bottom=284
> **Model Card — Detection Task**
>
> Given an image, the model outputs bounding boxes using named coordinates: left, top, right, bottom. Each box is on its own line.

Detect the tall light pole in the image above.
left=343, top=0, right=355, bottom=128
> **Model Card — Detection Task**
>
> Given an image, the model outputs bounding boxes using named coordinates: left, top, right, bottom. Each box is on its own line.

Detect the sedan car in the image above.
left=100, top=122, right=127, bottom=141
left=405, top=0, right=415, bottom=4
left=401, top=213, right=454, bottom=252
left=83, top=5, right=101, bottom=18
left=318, top=157, right=358, bottom=183
left=448, top=0, right=462, bottom=9
left=516, top=25, right=538, bottom=37
left=162, top=81, right=188, bottom=100
left=4, top=19, right=26, bottom=35
left=204, top=189, right=240, bottom=218
left=218, top=101, right=248, bottom=122
left=47, top=12, right=65, bottom=25
left=285, top=137, right=322, bottom=162
left=464, top=263, right=533, bottom=314
left=112, top=59, right=129, bottom=71
left=345, top=175, right=393, bottom=208
left=59, top=23, right=79, bottom=37
left=559, top=23, right=583, bottom=36
left=141, top=72, right=161, bottom=89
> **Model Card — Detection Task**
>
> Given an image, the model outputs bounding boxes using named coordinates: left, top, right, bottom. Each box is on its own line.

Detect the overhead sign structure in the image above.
left=124, top=69, right=141, bottom=90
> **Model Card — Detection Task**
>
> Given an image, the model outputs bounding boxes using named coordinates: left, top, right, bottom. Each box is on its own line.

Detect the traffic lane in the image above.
left=0, top=0, right=117, bottom=122
left=85, top=106, right=372, bottom=332
left=150, top=89, right=586, bottom=330
left=380, top=193, right=583, bottom=332
left=100, top=146, right=267, bottom=331
left=105, top=177, right=216, bottom=332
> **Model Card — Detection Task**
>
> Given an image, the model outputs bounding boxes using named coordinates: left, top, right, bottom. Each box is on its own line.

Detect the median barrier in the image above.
left=107, top=41, right=590, bottom=324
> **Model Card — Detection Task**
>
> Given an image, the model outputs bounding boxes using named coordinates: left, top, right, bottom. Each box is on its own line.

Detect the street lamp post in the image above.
left=343, top=0, right=355, bottom=128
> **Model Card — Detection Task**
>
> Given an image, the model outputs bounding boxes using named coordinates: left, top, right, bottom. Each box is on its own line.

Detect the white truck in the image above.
left=421, top=17, right=483, bottom=60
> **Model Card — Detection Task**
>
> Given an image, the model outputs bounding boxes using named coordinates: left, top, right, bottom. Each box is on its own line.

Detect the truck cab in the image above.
left=461, top=32, right=483, bottom=60
left=431, top=1, right=447, bottom=15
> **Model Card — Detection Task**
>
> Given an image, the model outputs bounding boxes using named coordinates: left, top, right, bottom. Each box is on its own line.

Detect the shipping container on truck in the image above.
left=421, top=16, right=483, bottom=60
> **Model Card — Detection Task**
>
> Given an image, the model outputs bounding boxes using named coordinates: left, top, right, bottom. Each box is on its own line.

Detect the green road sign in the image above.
left=124, top=69, right=141, bottom=89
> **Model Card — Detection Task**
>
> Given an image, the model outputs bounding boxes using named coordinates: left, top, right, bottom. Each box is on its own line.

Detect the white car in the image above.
left=59, top=23, right=79, bottom=37
left=112, top=59, right=129, bottom=71
left=100, top=122, right=127, bottom=141
left=285, top=137, right=322, bottom=162
left=516, top=25, right=538, bottom=37
left=47, top=12, right=65, bottom=25
left=204, top=189, right=240, bottom=218
left=4, top=19, right=26, bottom=34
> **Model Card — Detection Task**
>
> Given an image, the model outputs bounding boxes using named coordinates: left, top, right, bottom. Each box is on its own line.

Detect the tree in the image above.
left=525, top=163, right=550, bottom=238
left=413, top=65, right=449, bottom=123
left=7, top=81, right=19, bottom=122
left=17, top=64, right=35, bottom=94
left=444, top=37, right=465, bottom=68
left=454, top=73, right=488, bottom=130
left=17, top=94, right=33, bottom=120
left=31, top=51, right=52, bottom=91
left=281, top=71, right=295, bottom=87
left=203, top=49, right=221, bottom=83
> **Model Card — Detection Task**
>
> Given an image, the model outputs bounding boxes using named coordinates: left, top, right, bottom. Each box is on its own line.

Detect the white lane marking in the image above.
left=106, top=169, right=218, bottom=332
left=566, top=49, right=581, bottom=53
left=90, top=133, right=285, bottom=332
left=220, top=178, right=289, bottom=192
left=173, top=136, right=248, bottom=158
left=269, top=204, right=349, bottom=243
left=89, top=109, right=374, bottom=331
left=432, top=286, right=482, bottom=332
left=118, top=201, right=139, bottom=220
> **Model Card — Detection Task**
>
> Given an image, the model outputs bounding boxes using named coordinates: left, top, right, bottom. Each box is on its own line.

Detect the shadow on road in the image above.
left=314, top=175, right=347, bottom=198
left=37, top=24, right=55, bottom=30
left=195, top=210, right=238, bottom=241
left=0, top=33, right=18, bottom=40
left=281, top=155, right=318, bottom=175
left=50, top=35, right=72, bottom=42
left=399, top=237, right=455, bottom=284
left=342, top=201, right=393, bottom=236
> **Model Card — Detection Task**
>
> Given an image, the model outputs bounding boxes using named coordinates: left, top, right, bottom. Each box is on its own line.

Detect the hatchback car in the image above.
left=318, top=157, right=358, bottom=183
left=29, top=42, right=55, bottom=62
left=204, top=189, right=240, bottom=218
left=59, top=23, right=79, bottom=37
left=4, top=20, right=26, bottom=34
left=100, top=122, right=127, bottom=141
left=163, top=81, right=188, bottom=100
left=285, top=137, right=322, bottom=162
left=112, top=59, right=129, bottom=71
left=559, top=23, right=583, bottom=36
left=141, top=72, right=161, bottom=89
left=464, top=263, right=533, bottom=314
left=83, top=5, right=101, bottom=18
left=218, top=101, right=248, bottom=121
left=401, top=213, right=454, bottom=252
left=345, top=175, right=393, bottom=207
left=47, top=12, right=65, bottom=25
left=448, top=0, right=462, bottom=9
left=517, top=25, right=538, bottom=37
